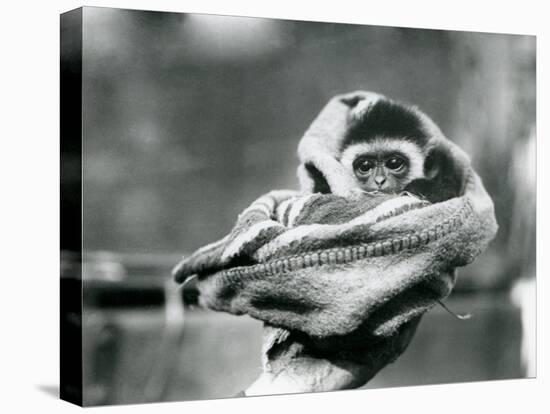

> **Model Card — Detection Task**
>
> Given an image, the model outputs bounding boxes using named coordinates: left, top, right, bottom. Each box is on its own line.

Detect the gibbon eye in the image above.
left=386, top=156, right=406, bottom=171
left=356, top=159, right=375, bottom=175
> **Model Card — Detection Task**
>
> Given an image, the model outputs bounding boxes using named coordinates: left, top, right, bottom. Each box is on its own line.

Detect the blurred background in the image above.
left=63, top=7, right=535, bottom=405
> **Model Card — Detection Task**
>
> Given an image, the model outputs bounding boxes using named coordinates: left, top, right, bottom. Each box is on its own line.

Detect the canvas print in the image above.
left=60, top=6, right=536, bottom=406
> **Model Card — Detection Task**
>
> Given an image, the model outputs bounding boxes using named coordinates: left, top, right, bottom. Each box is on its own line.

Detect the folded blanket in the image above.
left=173, top=91, right=498, bottom=392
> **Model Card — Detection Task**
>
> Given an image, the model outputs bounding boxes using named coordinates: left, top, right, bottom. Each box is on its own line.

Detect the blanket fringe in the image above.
left=437, top=299, right=472, bottom=320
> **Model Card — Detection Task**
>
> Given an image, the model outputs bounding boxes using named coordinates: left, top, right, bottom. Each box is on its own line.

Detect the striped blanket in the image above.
left=174, top=177, right=493, bottom=344
left=172, top=91, right=498, bottom=393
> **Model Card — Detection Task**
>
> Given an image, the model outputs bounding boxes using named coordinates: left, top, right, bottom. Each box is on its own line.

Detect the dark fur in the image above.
left=342, top=100, right=431, bottom=149
left=305, top=162, right=331, bottom=194
left=404, top=145, right=465, bottom=203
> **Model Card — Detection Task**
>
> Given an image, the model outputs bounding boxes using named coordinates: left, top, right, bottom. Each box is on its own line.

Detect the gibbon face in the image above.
left=338, top=97, right=431, bottom=194
left=340, top=139, right=425, bottom=193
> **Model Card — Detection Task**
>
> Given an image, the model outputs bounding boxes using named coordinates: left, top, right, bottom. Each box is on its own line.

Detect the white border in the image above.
left=1, top=1, right=546, bottom=413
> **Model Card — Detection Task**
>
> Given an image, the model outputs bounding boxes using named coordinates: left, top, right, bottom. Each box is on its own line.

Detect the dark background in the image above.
left=71, top=7, right=535, bottom=405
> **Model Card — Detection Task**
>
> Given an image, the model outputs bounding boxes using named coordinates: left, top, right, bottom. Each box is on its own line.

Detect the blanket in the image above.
left=173, top=91, right=498, bottom=393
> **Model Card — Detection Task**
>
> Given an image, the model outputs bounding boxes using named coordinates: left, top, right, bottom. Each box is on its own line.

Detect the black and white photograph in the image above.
left=4, top=1, right=546, bottom=413
left=58, top=5, right=537, bottom=407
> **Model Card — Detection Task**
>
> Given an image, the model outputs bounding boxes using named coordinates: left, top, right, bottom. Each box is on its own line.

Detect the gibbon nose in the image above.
left=374, top=176, right=386, bottom=186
